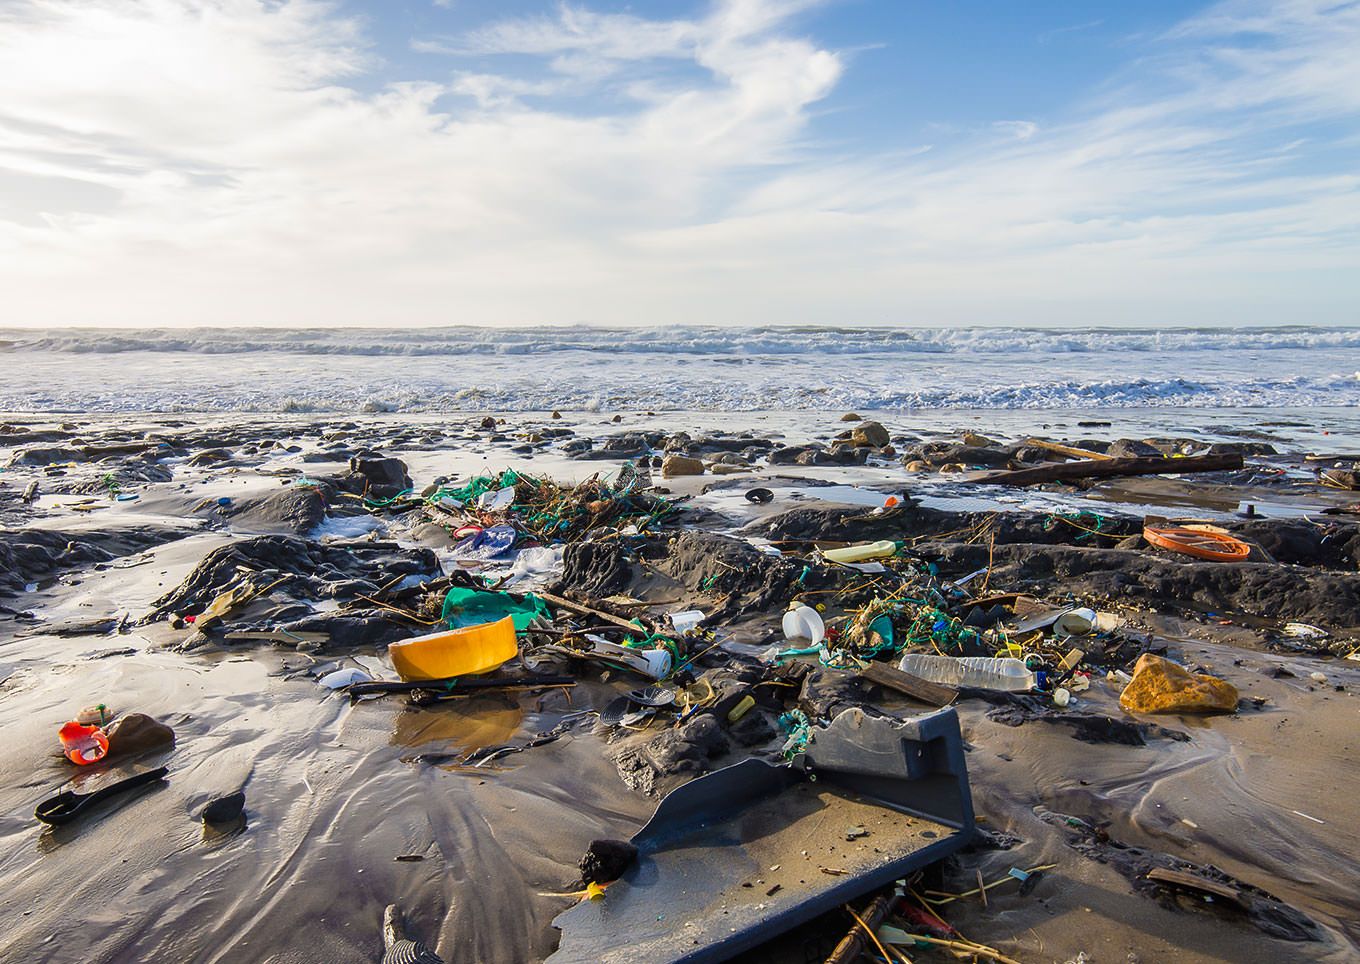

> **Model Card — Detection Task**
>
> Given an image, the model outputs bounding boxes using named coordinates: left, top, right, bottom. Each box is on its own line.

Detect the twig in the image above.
left=882, top=932, right=1023, bottom=964
left=924, top=863, right=1057, bottom=905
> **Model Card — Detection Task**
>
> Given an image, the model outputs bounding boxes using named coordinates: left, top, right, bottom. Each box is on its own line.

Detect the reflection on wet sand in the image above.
left=390, top=697, right=526, bottom=754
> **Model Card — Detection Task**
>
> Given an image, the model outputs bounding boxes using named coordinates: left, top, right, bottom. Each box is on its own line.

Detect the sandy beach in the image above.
left=7, top=0, right=1360, bottom=958
left=1, top=408, right=1358, bottom=963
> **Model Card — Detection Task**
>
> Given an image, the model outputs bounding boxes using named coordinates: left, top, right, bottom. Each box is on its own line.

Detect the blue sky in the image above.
left=374, top=3, right=1190, bottom=137
left=0, top=0, right=1356, bottom=327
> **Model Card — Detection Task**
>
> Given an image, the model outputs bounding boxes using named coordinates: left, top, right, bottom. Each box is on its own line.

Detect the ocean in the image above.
left=2, top=325, right=1358, bottom=414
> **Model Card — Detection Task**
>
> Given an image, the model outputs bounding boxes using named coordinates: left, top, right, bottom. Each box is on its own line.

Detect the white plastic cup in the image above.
left=781, top=604, right=825, bottom=646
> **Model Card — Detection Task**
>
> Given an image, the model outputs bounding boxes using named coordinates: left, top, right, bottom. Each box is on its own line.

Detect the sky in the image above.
left=0, top=0, right=1357, bottom=329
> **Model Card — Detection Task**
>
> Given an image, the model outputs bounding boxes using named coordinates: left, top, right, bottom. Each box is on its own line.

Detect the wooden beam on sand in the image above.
left=857, top=661, right=957, bottom=706
left=1021, top=437, right=1112, bottom=461
left=536, top=590, right=646, bottom=632
left=1145, top=868, right=1247, bottom=908
left=973, top=452, right=1243, bottom=488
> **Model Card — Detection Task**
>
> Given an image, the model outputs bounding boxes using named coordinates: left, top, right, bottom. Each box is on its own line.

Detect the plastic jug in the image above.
left=898, top=654, right=1037, bottom=691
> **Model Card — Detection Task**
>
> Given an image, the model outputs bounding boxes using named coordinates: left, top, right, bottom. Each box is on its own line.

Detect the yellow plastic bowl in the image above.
left=388, top=616, right=518, bottom=682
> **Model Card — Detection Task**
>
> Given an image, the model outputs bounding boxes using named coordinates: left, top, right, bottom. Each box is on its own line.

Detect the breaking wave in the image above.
left=3, top=325, right=1358, bottom=413
left=3, top=324, right=1360, bottom=358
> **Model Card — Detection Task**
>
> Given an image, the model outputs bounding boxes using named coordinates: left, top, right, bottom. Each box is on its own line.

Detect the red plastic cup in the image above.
left=59, top=721, right=109, bottom=765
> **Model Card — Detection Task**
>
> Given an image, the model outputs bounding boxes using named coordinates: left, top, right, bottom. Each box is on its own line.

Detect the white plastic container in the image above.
left=898, top=654, right=1036, bottom=691
left=1053, top=608, right=1096, bottom=637
left=781, top=604, right=825, bottom=646
left=823, top=541, right=897, bottom=564
left=668, top=610, right=706, bottom=635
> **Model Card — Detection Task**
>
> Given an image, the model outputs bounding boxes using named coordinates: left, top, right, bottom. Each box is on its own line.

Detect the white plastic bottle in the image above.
left=823, top=540, right=898, bottom=564
left=898, top=654, right=1036, bottom=691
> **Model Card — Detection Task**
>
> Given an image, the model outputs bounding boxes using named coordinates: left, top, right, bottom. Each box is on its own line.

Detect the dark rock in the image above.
left=347, top=454, right=411, bottom=499
left=7, top=446, right=82, bottom=467
left=797, top=667, right=875, bottom=718
left=769, top=444, right=819, bottom=465
left=1107, top=438, right=1164, bottom=459
left=920, top=541, right=1360, bottom=630
left=0, top=526, right=183, bottom=596
left=657, top=531, right=834, bottom=616
left=558, top=541, right=636, bottom=598
left=141, top=535, right=439, bottom=628
left=1230, top=519, right=1360, bottom=569
left=614, top=715, right=730, bottom=794
left=579, top=839, right=638, bottom=885
left=694, top=435, right=774, bottom=454
left=727, top=709, right=777, bottom=746
left=62, top=458, right=174, bottom=493
left=201, top=791, right=246, bottom=825
left=662, top=432, right=694, bottom=453
left=1207, top=441, right=1277, bottom=456
left=274, top=613, right=415, bottom=649
left=900, top=441, right=1015, bottom=468
left=577, top=433, right=653, bottom=459
left=225, top=486, right=327, bottom=534
left=823, top=444, right=870, bottom=465
left=186, top=448, right=233, bottom=466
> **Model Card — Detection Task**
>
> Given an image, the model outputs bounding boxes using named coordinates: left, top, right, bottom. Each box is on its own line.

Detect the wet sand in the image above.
left=2, top=409, right=1359, bottom=963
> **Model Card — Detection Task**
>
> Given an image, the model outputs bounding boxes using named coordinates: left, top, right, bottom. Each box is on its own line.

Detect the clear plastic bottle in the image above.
left=898, top=654, right=1036, bottom=691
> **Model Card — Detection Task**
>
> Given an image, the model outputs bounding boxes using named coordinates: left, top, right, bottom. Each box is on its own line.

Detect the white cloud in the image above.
left=0, top=0, right=1356, bottom=327
left=993, top=120, right=1039, bottom=140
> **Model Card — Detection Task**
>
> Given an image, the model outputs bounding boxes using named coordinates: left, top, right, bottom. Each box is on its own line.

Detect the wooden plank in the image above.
left=1022, top=437, right=1112, bottom=461
left=857, top=660, right=957, bottom=706
left=536, top=590, right=644, bottom=632
left=1145, top=868, right=1246, bottom=907
left=974, top=452, right=1243, bottom=488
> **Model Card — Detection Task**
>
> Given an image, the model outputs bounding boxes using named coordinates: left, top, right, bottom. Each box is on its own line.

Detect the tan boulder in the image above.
left=106, top=713, right=176, bottom=759
left=1119, top=654, right=1238, bottom=714
left=661, top=455, right=705, bottom=478
left=850, top=421, right=891, bottom=448
left=840, top=412, right=863, bottom=422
